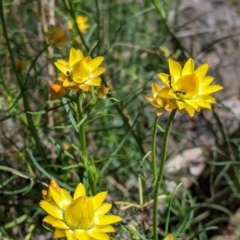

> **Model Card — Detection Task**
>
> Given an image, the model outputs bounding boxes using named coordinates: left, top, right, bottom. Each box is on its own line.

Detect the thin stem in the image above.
left=152, top=115, right=159, bottom=184
left=65, top=0, right=90, bottom=53
left=152, top=109, right=176, bottom=240
left=0, top=0, right=47, bottom=162
left=77, top=92, right=87, bottom=168
left=94, top=0, right=100, bottom=55
left=76, top=92, right=97, bottom=195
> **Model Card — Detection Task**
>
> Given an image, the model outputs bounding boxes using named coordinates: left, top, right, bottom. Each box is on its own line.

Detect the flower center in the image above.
left=64, top=196, right=94, bottom=230
left=173, top=73, right=199, bottom=100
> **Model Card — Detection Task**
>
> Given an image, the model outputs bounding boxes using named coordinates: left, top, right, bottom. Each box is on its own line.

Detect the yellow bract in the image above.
left=39, top=179, right=122, bottom=240
left=147, top=58, right=223, bottom=117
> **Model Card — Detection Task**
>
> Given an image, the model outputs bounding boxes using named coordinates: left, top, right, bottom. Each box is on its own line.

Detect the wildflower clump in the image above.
left=146, top=58, right=223, bottom=117
left=40, top=179, right=122, bottom=240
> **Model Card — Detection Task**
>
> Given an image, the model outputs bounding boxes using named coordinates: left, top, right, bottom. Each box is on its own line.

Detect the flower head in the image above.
left=54, top=48, right=106, bottom=92
left=68, top=16, right=90, bottom=34
left=40, top=179, right=122, bottom=240
left=45, top=25, right=68, bottom=48
left=155, top=58, right=223, bottom=117
left=145, top=83, right=177, bottom=116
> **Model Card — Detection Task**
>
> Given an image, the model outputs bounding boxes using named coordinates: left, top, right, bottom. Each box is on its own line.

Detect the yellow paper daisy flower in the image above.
left=54, top=48, right=106, bottom=92
left=68, top=16, right=90, bottom=34
left=40, top=179, right=122, bottom=240
left=145, top=83, right=177, bottom=116
left=157, top=58, right=223, bottom=117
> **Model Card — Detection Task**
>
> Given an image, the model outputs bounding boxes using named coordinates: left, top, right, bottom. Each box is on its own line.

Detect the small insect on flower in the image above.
left=40, top=179, right=122, bottom=240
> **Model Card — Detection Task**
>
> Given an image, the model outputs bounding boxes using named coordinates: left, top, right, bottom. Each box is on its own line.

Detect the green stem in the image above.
left=0, top=0, right=47, bottom=162
left=65, top=0, right=90, bottom=53
left=153, top=109, right=176, bottom=240
left=77, top=92, right=87, bottom=168
left=76, top=93, right=97, bottom=194
left=94, top=0, right=100, bottom=55
left=152, top=115, right=159, bottom=184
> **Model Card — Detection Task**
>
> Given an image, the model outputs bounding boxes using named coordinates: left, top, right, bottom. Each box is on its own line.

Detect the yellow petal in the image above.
left=184, top=99, right=199, bottom=110
left=181, top=103, right=195, bottom=117
left=176, top=100, right=186, bottom=110
left=91, top=67, right=106, bottom=78
left=99, top=225, right=116, bottom=233
left=151, top=83, right=161, bottom=97
left=91, top=191, right=107, bottom=210
left=199, top=76, right=214, bottom=87
left=50, top=186, right=72, bottom=210
left=74, top=60, right=90, bottom=81
left=64, top=196, right=94, bottom=229
left=78, top=84, right=90, bottom=91
left=169, top=59, right=182, bottom=80
left=157, top=73, right=170, bottom=87
left=49, top=179, right=61, bottom=190
left=95, top=215, right=122, bottom=225
left=40, top=200, right=63, bottom=219
left=88, top=56, right=104, bottom=72
left=52, top=220, right=69, bottom=229
left=54, top=229, right=66, bottom=238
left=74, top=230, right=90, bottom=240
left=73, top=182, right=86, bottom=200
left=169, top=99, right=177, bottom=109
left=95, top=203, right=112, bottom=216
left=88, top=228, right=110, bottom=240
left=194, top=63, right=209, bottom=81
left=196, top=99, right=212, bottom=109
left=157, top=87, right=172, bottom=98
left=199, top=85, right=223, bottom=95
left=54, top=59, right=69, bottom=74
left=199, top=95, right=216, bottom=103
left=63, top=78, right=77, bottom=87
left=42, top=215, right=58, bottom=224
left=182, top=58, right=194, bottom=75
left=66, top=230, right=77, bottom=240
left=85, top=77, right=101, bottom=86
left=69, top=48, right=83, bottom=67
left=145, top=96, right=154, bottom=103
